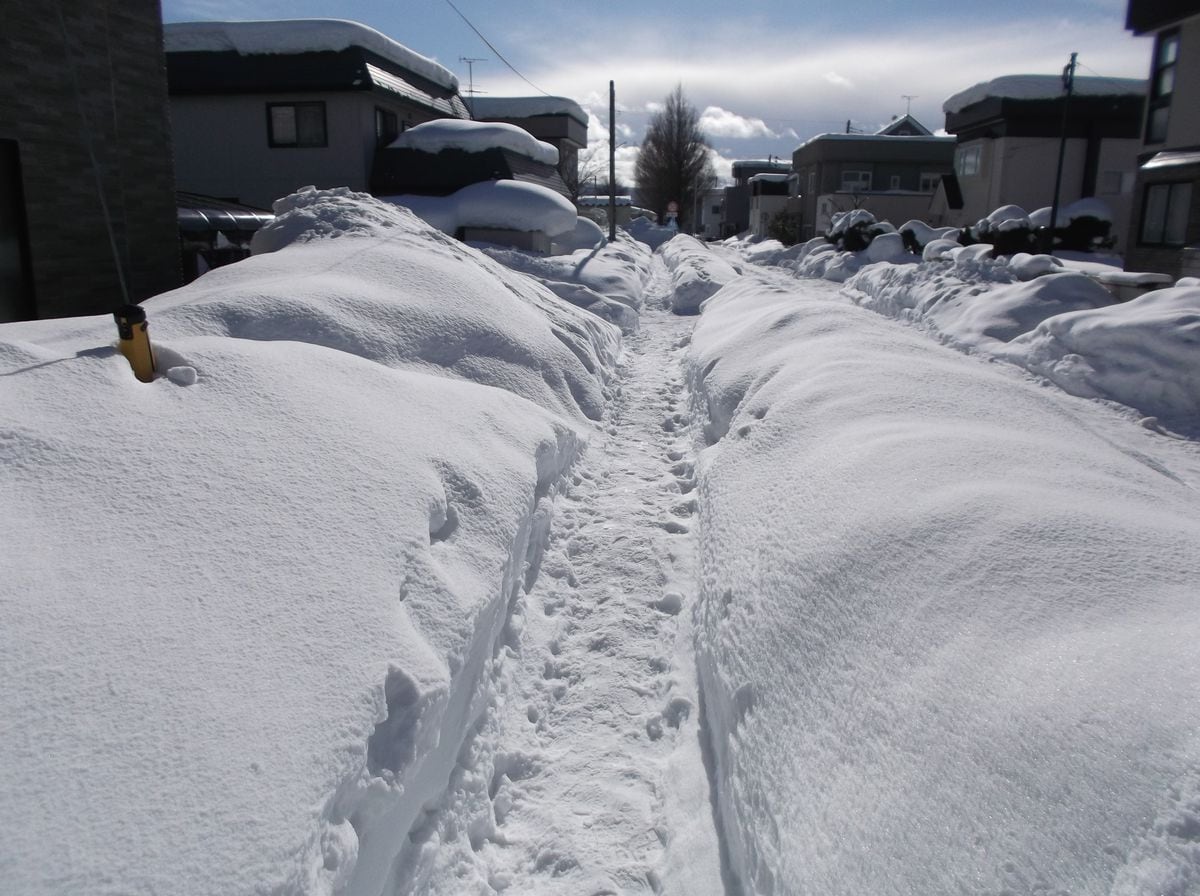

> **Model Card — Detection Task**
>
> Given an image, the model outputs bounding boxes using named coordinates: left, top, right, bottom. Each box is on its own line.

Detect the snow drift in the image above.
left=687, top=279, right=1200, bottom=895
left=0, top=188, right=620, bottom=896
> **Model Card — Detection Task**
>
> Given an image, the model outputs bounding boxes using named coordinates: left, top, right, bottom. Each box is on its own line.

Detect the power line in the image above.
left=442, top=0, right=550, bottom=96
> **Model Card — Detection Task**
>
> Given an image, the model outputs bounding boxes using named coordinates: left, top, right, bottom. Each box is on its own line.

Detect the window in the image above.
left=955, top=145, right=981, bottom=177
left=919, top=172, right=941, bottom=193
left=807, top=171, right=816, bottom=195
left=889, top=175, right=901, bottom=190
left=1140, top=182, right=1192, bottom=245
left=841, top=170, right=871, bottom=191
left=267, top=102, right=327, bottom=148
left=1146, top=30, right=1179, bottom=144
left=711, top=204, right=721, bottom=214
left=375, top=107, right=399, bottom=147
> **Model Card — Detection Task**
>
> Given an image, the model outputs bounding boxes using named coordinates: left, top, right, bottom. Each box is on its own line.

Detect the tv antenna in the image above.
left=902, top=94, right=918, bottom=115
left=459, top=56, right=487, bottom=116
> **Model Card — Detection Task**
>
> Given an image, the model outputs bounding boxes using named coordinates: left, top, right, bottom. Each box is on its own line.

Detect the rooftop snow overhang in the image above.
left=1141, top=149, right=1200, bottom=170
left=366, top=63, right=469, bottom=118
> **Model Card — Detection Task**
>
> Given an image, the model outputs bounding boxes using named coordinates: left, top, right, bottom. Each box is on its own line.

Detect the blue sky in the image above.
left=162, top=0, right=1153, bottom=182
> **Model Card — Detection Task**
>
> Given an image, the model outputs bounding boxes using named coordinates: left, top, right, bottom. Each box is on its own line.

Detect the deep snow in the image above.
left=3, top=188, right=1200, bottom=896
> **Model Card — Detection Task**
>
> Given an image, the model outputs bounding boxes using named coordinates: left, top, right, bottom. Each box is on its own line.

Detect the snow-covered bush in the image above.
left=828, top=208, right=877, bottom=251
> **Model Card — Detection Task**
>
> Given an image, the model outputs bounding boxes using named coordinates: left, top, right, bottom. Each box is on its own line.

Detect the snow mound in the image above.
left=247, top=187, right=618, bottom=421
left=626, top=215, right=679, bottom=250
left=847, top=254, right=1200, bottom=430
left=391, top=118, right=558, bottom=166
left=658, top=235, right=742, bottom=313
left=1009, top=252, right=1066, bottom=280
left=554, top=215, right=607, bottom=253
left=481, top=231, right=653, bottom=313
left=1002, top=286, right=1200, bottom=433
left=0, top=186, right=633, bottom=896
left=386, top=180, right=577, bottom=239
left=687, top=284, right=1200, bottom=894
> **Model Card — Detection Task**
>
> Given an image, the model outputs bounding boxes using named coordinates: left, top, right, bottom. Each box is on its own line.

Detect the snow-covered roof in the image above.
left=390, top=119, right=559, bottom=166
left=748, top=173, right=792, bottom=183
left=578, top=195, right=634, bottom=206
left=470, top=96, right=588, bottom=126
left=875, top=114, right=933, bottom=136
left=943, top=74, right=1147, bottom=115
left=163, top=19, right=458, bottom=92
left=795, top=132, right=955, bottom=151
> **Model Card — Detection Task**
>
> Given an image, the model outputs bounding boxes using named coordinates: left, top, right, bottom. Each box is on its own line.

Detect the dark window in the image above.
left=375, top=107, right=399, bottom=147
left=267, top=102, right=327, bottom=148
left=1146, top=30, right=1179, bottom=144
left=1140, top=182, right=1192, bottom=245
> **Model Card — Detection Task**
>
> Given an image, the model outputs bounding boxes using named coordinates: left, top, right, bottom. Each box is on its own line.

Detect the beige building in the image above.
left=1124, top=0, right=1200, bottom=278
left=930, top=74, right=1145, bottom=251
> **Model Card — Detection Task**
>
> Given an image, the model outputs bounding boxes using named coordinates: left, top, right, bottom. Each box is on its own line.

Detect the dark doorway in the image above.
left=0, top=139, right=35, bottom=322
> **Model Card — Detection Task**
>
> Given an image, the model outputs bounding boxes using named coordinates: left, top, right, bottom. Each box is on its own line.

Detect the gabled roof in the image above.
left=875, top=114, right=933, bottom=136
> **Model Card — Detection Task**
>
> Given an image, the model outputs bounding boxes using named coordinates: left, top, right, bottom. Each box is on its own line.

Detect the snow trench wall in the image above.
left=685, top=282, right=1200, bottom=895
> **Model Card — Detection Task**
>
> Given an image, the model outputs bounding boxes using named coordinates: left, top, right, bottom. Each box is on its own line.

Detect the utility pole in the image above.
left=459, top=57, right=486, bottom=118
left=609, top=80, right=617, bottom=242
left=1047, top=52, right=1078, bottom=255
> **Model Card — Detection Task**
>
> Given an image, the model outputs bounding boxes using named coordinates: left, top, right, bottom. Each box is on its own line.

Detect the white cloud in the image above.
left=699, top=106, right=777, bottom=139
left=822, top=71, right=855, bottom=89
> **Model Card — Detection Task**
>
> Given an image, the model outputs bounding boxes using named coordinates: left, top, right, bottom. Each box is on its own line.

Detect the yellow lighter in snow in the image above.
left=114, top=304, right=156, bottom=383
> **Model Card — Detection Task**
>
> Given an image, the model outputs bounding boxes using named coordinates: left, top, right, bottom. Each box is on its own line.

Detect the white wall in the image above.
left=171, top=92, right=378, bottom=209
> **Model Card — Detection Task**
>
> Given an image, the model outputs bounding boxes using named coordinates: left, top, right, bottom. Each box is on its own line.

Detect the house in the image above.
left=1, top=0, right=180, bottom=321
left=695, top=188, right=725, bottom=240
left=468, top=96, right=588, bottom=195
left=791, top=120, right=955, bottom=239
left=164, top=19, right=470, bottom=210
left=931, top=74, right=1146, bottom=250
left=1124, top=0, right=1200, bottom=279
left=748, top=174, right=793, bottom=238
left=722, top=159, right=790, bottom=236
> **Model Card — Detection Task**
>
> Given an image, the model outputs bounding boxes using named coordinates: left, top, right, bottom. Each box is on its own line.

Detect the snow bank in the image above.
left=164, top=19, right=458, bottom=91
left=1001, top=286, right=1200, bottom=430
left=390, top=118, right=558, bottom=166
left=626, top=216, right=678, bottom=250
left=687, top=281, right=1200, bottom=894
left=848, top=257, right=1200, bottom=433
left=386, top=179, right=578, bottom=239
left=482, top=231, right=654, bottom=333
left=0, top=187, right=622, bottom=896
left=658, top=235, right=742, bottom=313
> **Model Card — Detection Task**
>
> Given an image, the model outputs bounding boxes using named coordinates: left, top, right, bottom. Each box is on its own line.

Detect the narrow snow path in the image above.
left=391, top=259, right=725, bottom=896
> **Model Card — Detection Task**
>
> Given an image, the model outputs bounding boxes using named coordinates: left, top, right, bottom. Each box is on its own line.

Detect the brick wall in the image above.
left=0, top=0, right=180, bottom=320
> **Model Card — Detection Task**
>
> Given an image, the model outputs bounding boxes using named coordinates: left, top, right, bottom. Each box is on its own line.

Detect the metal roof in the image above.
left=365, top=63, right=470, bottom=118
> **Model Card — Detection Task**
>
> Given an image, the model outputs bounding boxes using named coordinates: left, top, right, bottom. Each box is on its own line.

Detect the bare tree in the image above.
left=562, top=145, right=607, bottom=202
left=634, top=85, right=716, bottom=230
